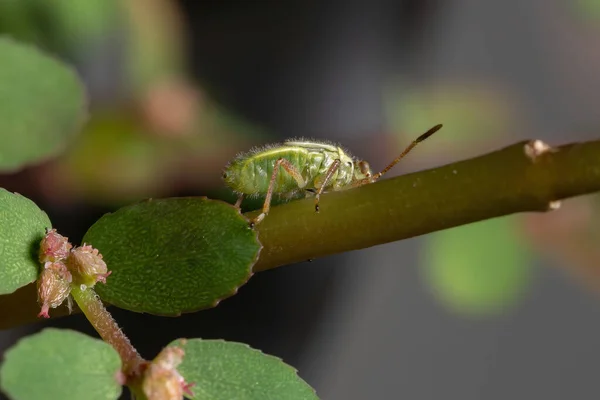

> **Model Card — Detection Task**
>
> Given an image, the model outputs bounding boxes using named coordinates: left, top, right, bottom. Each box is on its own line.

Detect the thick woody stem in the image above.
left=249, top=138, right=600, bottom=271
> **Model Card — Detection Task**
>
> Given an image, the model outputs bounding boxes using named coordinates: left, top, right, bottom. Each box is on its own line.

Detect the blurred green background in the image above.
left=1, top=1, right=600, bottom=399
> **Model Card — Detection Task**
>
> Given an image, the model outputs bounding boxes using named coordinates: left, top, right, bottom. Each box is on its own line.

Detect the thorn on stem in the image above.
left=524, top=140, right=555, bottom=162
left=548, top=200, right=562, bottom=211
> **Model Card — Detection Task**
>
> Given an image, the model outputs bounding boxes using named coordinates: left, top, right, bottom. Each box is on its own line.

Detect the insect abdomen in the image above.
left=233, top=147, right=310, bottom=195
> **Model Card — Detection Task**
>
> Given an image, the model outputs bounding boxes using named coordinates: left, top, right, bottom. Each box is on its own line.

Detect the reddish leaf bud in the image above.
left=66, top=244, right=111, bottom=289
left=37, top=262, right=72, bottom=318
left=39, top=228, right=72, bottom=263
left=142, top=344, right=194, bottom=400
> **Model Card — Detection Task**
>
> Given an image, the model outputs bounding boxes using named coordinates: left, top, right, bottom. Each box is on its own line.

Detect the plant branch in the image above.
left=249, top=138, right=600, bottom=271
left=70, top=285, right=145, bottom=377
left=2, top=138, right=600, bottom=330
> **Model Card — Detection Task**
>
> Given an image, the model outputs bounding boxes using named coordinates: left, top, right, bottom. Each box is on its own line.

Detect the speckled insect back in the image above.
left=223, top=124, right=443, bottom=227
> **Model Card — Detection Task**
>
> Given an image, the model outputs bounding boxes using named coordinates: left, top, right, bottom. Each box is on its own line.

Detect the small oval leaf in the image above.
left=0, top=36, right=87, bottom=172
left=0, top=328, right=122, bottom=400
left=82, top=197, right=261, bottom=315
left=422, top=216, right=533, bottom=315
left=170, top=339, right=319, bottom=400
left=0, top=189, right=51, bottom=295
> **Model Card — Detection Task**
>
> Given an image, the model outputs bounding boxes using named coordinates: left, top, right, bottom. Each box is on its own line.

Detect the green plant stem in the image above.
left=70, top=285, right=145, bottom=377
left=2, top=138, right=600, bottom=330
left=249, top=138, right=600, bottom=271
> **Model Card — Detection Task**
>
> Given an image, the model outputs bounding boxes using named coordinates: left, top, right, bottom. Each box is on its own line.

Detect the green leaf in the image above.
left=0, top=328, right=122, bottom=400
left=170, top=339, right=318, bottom=400
left=0, top=189, right=51, bottom=295
left=422, top=216, right=533, bottom=315
left=0, top=36, right=87, bottom=172
left=0, top=2, right=44, bottom=44
left=35, top=0, right=120, bottom=46
left=573, top=0, right=600, bottom=21
left=82, top=197, right=261, bottom=315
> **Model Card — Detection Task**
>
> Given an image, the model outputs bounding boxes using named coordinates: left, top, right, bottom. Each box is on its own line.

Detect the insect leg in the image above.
left=234, top=194, right=244, bottom=208
left=279, top=159, right=307, bottom=188
left=313, top=159, right=341, bottom=212
left=250, top=158, right=306, bottom=227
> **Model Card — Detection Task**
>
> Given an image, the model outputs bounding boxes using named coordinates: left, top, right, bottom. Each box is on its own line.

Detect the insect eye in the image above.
left=222, top=172, right=228, bottom=179
left=359, top=161, right=370, bottom=175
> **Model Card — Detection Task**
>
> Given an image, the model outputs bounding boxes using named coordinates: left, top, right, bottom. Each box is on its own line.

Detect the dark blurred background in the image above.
left=2, top=1, right=600, bottom=399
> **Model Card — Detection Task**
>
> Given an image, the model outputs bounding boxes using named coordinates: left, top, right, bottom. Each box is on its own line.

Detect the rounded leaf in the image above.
left=82, top=197, right=261, bottom=315
left=0, top=328, right=122, bottom=400
left=170, top=339, right=318, bottom=400
left=422, top=216, right=533, bottom=315
left=0, top=189, right=51, bottom=294
left=0, top=36, right=87, bottom=172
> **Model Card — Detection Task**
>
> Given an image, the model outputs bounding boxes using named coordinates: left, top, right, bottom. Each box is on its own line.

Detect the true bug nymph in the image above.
left=223, top=124, right=443, bottom=226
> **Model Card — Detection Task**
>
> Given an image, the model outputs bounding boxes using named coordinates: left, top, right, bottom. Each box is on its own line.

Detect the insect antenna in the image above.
left=372, top=124, right=442, bottom=180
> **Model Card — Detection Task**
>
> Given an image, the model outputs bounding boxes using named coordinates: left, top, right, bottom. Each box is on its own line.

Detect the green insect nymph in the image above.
left=223, top=124, right=443, bottom=226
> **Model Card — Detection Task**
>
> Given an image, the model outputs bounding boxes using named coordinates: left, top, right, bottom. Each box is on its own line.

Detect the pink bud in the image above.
left=37, top=262, right=72, bottom=318
left=142, top=345, right=194, bottom=400
left=66, top=244, right=110, bottom=288
left=39, top=229, right=72, bottom=263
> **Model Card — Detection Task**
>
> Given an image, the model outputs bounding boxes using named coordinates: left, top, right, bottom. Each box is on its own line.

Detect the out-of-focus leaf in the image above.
left=0, top=36, right=87, bottom=172
left=573, top=0, right=600, bottom=21
left=34, top=0, right=121, bottom=46
left=0, top=2, right=43, bottom=44
left=422, top=216, right=533, bottom=315
left=53, top=107, right=270, bottom=206
left=384, top=81, right=521, bottom=162
left=0, top=189, right=51, bottom=295
left=59, top=112, right=167, bottom=205
left=170, top=339, right=319, bottom=400
left=82, top=197, right=261, bottom=315
left=0, top=328, right=122, bottom=400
